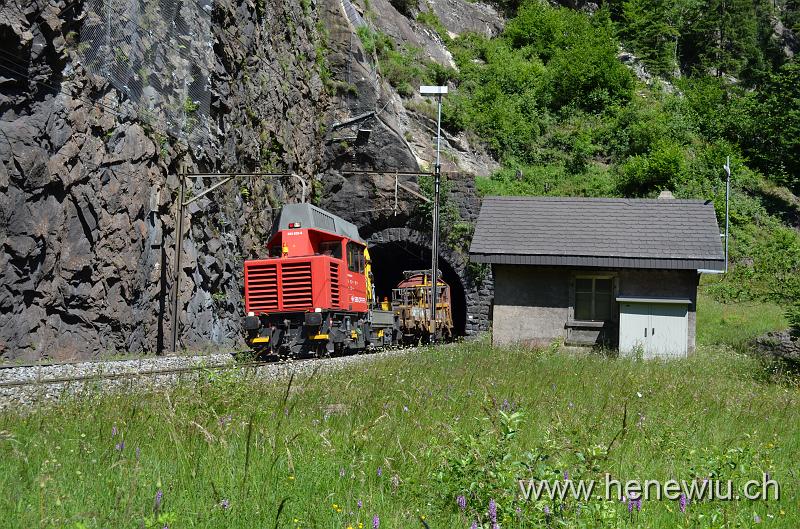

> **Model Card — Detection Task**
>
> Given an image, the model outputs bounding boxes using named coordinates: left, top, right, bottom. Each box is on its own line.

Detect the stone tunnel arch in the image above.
left=367, top=227, right=492, bottom=337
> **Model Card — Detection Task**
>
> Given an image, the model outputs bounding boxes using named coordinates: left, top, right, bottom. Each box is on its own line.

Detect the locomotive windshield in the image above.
left=319, top=241, right=342, bottom=259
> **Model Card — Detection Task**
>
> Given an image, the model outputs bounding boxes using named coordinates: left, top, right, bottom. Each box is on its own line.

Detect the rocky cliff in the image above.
left=0, top=0, right=499, bottom=360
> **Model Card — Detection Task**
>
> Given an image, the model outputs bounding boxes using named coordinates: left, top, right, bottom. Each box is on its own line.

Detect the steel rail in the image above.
left=0, top=358, right=269, bottom=389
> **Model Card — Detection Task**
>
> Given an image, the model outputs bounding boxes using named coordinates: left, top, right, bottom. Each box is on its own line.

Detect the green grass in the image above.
left=1, top=342, right=798, bottom=528
left=697, top=291, right=789, bottom=349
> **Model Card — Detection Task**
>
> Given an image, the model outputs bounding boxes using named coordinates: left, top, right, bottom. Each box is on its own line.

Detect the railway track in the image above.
left=0, top=357, right=266, bottom=388
left=0, top=346, right=420, bottom=410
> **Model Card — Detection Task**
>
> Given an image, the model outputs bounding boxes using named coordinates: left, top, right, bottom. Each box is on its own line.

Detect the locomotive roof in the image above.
left=271, top=203, right=365, bottom=244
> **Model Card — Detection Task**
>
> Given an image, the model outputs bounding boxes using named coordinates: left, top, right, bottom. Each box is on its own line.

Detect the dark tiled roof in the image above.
left=469, top=196, right=725, bottom=270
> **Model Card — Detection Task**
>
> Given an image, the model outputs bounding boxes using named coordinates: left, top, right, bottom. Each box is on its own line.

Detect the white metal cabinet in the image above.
left=617, top=298, right=689, bottom=358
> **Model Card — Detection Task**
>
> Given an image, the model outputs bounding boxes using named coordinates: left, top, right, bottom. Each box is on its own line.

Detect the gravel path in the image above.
left=0, top=348, right=417, bottom=411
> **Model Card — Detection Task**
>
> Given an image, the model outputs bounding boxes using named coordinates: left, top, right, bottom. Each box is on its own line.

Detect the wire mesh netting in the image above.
left=79, top=0, right=213, bottom=147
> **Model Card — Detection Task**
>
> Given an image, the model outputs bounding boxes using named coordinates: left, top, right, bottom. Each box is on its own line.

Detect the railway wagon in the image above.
left=242, top=203, right=397, bottom=357
left=392, top=270, right=454, bottom=344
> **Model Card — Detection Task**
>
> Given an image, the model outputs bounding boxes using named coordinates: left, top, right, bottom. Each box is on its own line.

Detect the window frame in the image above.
left=573, top=274, right=615, bottom=323
left=346, top=241, right=365, bottom=273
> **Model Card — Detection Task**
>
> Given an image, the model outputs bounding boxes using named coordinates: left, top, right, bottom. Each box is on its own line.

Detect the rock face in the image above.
left=0, top=0, right=497, bottom=359
left=752, top=330, right=800, bottom=367
left=0, top=0, right=329, bottom=360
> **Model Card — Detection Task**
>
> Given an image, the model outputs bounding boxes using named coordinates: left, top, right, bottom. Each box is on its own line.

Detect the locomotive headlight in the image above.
left=314, top=307, right=322, bottom=313
left=247, top=311, right=255, bottom=317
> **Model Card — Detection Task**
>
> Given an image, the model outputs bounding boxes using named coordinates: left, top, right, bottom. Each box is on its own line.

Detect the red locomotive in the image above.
left=242, top=203, right=455, bottom=356
left=243, top=203, right=396, bottom=356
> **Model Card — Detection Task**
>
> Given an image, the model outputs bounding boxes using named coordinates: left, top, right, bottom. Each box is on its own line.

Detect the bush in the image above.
left=788, top=303, right=800, bottom=338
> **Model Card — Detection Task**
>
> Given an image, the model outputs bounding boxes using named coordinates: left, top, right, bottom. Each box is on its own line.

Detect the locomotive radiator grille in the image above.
left=330, top=261, right=340, bottom=308
left=246, top=263, right=279, bottom=312
left=280, top=261, right=313, bottom=310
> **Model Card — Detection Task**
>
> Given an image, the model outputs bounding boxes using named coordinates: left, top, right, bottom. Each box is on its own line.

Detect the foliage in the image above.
left=2, top=342, right=797, bottom=527
left=788, top=302, right=800, bottom=338
left=356, top=27, right=456, bottom=97
left=741, top=59, right=800, bottom=194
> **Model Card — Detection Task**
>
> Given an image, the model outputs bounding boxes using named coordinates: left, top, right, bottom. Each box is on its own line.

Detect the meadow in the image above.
left=0, top=335, right=797, bottom=528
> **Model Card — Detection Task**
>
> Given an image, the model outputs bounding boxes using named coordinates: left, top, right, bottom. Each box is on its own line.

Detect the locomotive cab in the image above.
left=242, top=203, right=395, bottom=357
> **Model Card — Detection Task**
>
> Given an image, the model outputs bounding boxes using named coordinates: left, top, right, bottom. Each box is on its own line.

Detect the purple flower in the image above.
left=679, top=493, right=687, bottom=513
left=154, top=489, right=163, bottom=511
left=457, top=495, right=466, bottom=510
left=627, top=498, right=634, bottom=513
left=754, top=513, right=761, bottom=523
left=470, top=522, right=478, bottom=529
left=357, top=499, right=363, bottom=508
left=220, top=498, right=230, bottom=510
left=115, top=441, right=124, bottom=451
left=563, top=470, right=569, bottom=481
left=636, top=497, right=642, bottom=511
left=377, top=467, right=382, bottom=477
left=489, top=499, right=497, bottom=522
left=372, top=514, right=380, bottom=528
left=501, top=398, right=511, bottom=411
left=544, top=505, right=550, bottom=515
left=112, top=425, right=118, bottom=437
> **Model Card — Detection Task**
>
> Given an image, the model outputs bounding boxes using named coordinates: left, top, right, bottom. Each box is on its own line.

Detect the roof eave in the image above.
left=469, top=253, right=726, bottom=271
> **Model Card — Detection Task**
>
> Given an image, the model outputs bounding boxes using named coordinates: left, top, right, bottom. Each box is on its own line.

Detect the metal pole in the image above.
left=171, top=164, right=187, bottom=352
left=430, top=93, right=442, bottom=342
left=724, top=156, right=730, bottom=274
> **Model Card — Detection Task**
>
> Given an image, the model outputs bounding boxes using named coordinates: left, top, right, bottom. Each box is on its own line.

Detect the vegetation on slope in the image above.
left=420, top=1, right=799, bottom=308
left=1, top=342, right=797, bottom=527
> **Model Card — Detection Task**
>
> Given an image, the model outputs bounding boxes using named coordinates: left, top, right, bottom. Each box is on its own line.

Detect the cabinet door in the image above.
left=619, top=302, right=651, bottom=355
left=647, top=304, right=688, bottom=357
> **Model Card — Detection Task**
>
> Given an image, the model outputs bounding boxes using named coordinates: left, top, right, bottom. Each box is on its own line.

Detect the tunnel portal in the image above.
left=368, top=240, right=467, bottom=337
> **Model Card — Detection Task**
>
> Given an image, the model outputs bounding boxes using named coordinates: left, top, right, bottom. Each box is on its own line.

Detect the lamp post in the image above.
left=419, top=85, right=448, bottom=342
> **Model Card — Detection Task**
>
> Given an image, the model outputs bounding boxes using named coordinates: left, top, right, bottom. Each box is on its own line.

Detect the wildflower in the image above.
left=544, top=505, right=550, bottom=516
left=457, top=495, right=466, bottom=511
left=357, top=499, right=363, bottom=508
left=403, top=406, right=409, bottom=412
left=470, top=521, right=478, bottom=529
left=112, top=425, right=118, bottom=437
left=154, top=489, right=163, bottom=511
left=754, top=513, right=761, bottom=523
left=372, top=514, right=380, bottom=528
left=115, top=441, right=124, bottom=451
left=135, top=447, right=141, bottom=460
left=501, top=399, right=510, bottom=411
left=220, top=498, right=230, bottom=510
left=359, top=523, right=363, bottom=529
left=377, top=467, right=382, bottom=477
left=563, top=470, right=569, bottom=481
left=679, top=493, right=687, bottom=513
left=391, top=474, right=400, bottom=493
left=489, top=499, right=497, bottom=523
left=636, top=413, right=645, bottom=428
left=339, top=468, right=346, bottom=477
left=332, top=503, right=338, bottom=510
left=568, top=401, right=574, bottom=408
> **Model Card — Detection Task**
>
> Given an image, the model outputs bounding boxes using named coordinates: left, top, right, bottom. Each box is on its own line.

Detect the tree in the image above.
left=745, top=58, right=800, bottom=192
